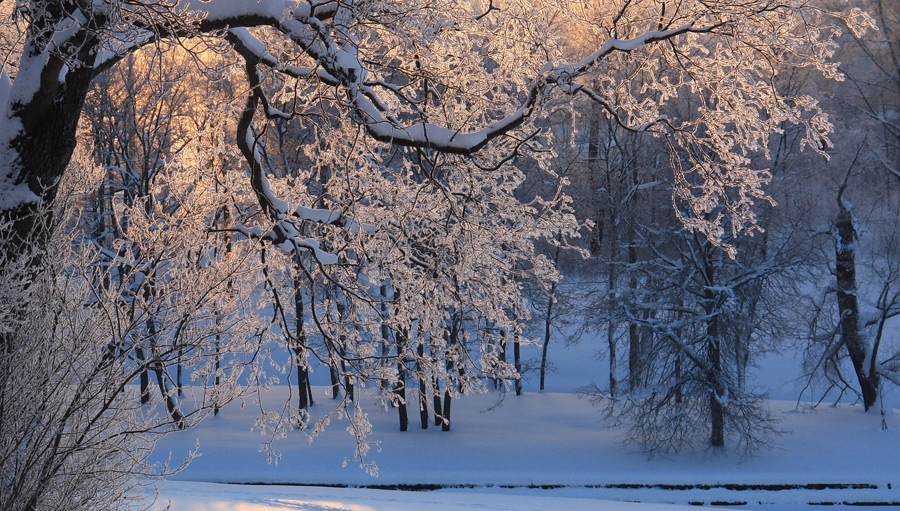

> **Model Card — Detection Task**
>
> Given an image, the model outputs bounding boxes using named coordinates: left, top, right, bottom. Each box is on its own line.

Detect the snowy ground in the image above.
left=153, top=481, right=716, bottom=511
left=150, top=339, right=900, bottom=510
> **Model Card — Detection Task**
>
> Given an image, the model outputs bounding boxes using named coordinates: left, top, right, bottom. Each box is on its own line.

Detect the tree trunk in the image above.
left=340, top=344, right=353, bottom=402
left=442, top=319, right=461, bottom=430
left=703, top=246, right=726, bottom=448
left=395, top=329, right=409, bottom=431
left=674, top=304, right=684, bottom=404
left=433, top=374, right=443, bottom=426
left=708, top=334, right=725, bottom=448
left=335, top=300, right=353, bottom=401
left=295, top=348, right=310, bottom=411
left=147, top=317, right=185, bottom=428
left=294, top=268, right=310, bottom=416
left=416, top=344, right=429, bottom=429
left=3, top=40, right=100, bottom=262
left=213, top=337, right=220, bottom=416
left=153, top=362, right=185, bottom=429
left=588, top=102, right=603, bottom=256
left=491, top=327, right=503, bottom=390
left=136, top=347, right=150, bottom=406
left=498, top=328, right=507, bottom=391
left=834, top=199, right=879, bottom=410
left=514, top=334, right=522, bottom=396
left=380, top=284, right=392, bottom=395
left=176, top=349, right=184, bottom=398
left=674, top=351, right=683, bottom=404
left=540, top=281, right=556, bottom=391
left=441, top=386, right=452, bottom=431
left=627, top=239, right=641, bottom=391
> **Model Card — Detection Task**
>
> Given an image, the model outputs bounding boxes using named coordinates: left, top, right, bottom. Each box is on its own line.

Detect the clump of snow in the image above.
left=0, top=83, right=34, bottom=211
left=183, top=0, right=290, bottom=23
left=0, top=178, right=40, bottom=210
left=0, top=66, right=11, bottom=109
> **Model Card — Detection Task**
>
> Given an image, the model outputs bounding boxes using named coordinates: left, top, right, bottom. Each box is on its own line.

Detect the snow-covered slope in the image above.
left=150, top=337, right=900, bottom=510
left=154, top=481, right=717, bottom=511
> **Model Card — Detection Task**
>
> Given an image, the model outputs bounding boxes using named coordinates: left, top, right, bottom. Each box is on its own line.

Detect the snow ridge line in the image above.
left=219, top=481, right=884, bottom=492
left=210, top=482, right=900, bottom=508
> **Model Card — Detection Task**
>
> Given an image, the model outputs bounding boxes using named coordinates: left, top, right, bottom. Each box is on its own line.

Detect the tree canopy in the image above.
left=0, top=0, right=873, bottom=252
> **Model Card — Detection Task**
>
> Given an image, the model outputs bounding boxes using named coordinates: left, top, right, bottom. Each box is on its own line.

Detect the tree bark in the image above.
left=442, top=319, right=461, bottom=430
left=703, top=245, right=726, bottom=448
left=441, top=387, right=452, bottom=431
left=3, top=34, right=101, bottom=263
left=514, top=334, right=522, bottom=396
left=588, top=102, right=603, bottom=256
left=416, top=344, right=429, bottom=429
left=395, top=329, right=409, bottom=432
left=294, top=271, right=310, bottom=415
left=498, top=329, right=507, bottom=391
left=135, top=347, right=150, bottom=406
left=627, top=239, right=641, bottom=391
left=540, top=281, right=555, bottom=391
left=708, top=333, right=725, bottom=447
left=834, top=199, right=879, bottom=410
left=335, top=300, right=353, bottom=401
left=147, top=317, right=185, bottom=428
left=432, top=374, right=443, bottom=426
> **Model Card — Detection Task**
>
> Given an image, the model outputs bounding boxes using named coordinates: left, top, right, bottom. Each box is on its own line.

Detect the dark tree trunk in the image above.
left=627, top=240, right=641, bottom=391
left=703, top=245, right=726, bottom=448
left=395, top=329, right=408, bottom=431
left=380, top=284, right=392, bottom=395
left=540, top=281, right=555, bottom=391
left=295, top=347, right=310, bottom=412
left=3, top=38, right=101, bottom=264
left=136, top=347, right=150, bottom=406
left=294, top=280, right=309, bottom=414
left=416, top=344, right=429, bottom=429
left=708, top=342, right=725, bottom=447
left=432, top=374, right=443, bottom=426
left=176, top=349, right=184, bottom=398
left=674, top=304, right=684, bottom=404
left=442, top=319, right=461, bottom=430
left=340, top=345, right=353, bottom=402
left=216, top=204, right=233, bottom=412
left=674, top=351, right=683, bottom=404
left=146, top=316, right=185, bottom=428
left=328, top=349, right=340, bottom=399
left=441, top=386, right=452, bottom=432
left=491, top=327, right=503, bottom=390
left=834, top=199, right=880, bottom=410
left=153, top=362, right=185, bottom=429
left=213, top=337, right=220, bottom=416
left=708, top=332, right=725, bottom=447
left=334, top=300, right=353, bottom=401
left=588, top=103, right=603, bottom=256
left=498, top=329, right=507, bottom=392
left=514, top=334, right=522, bottom=396
left=540, top=242, right=561, bottom=392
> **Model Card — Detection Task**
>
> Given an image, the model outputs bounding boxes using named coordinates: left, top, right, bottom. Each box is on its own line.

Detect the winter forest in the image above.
left=1, top=1, right=899, bottom=510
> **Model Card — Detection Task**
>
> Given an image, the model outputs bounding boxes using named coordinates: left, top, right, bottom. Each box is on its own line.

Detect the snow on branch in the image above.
left=547, top=23, right=709, bottom=92
left=222, top=8, right=711, bottom=157
left=228, top=28, right=373, bottom=263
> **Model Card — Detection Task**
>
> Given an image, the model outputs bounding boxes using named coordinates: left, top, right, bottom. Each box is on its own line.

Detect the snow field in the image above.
left=150, top=332, right=900, bottom=510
